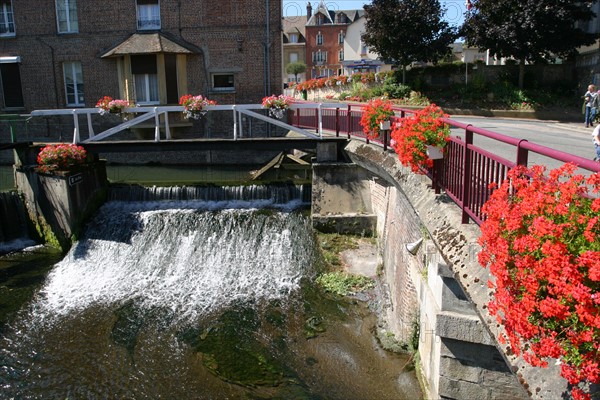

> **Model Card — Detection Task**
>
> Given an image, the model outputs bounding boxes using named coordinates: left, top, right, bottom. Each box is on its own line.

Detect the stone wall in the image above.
left=320, top=140, right=536, bottom=399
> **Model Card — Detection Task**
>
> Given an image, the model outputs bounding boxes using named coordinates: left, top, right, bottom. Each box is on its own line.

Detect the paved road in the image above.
left=447, top=115, right=598, bottom=172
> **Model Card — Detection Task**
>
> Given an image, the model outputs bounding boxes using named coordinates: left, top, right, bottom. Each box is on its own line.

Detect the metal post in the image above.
left=335, top=106, right=340, bottom=137
left=233, top=106, right=238, bottom=140
left=461, top=125, right=473, bottom=223
left=317, top=103, right=323, bottom=139
left=72, top=110, right=80, bottom=143
left=153, top=108, right=160, bottom=142
left=164, top=111, right=171, bottom=140
left=347, top=104, right=351, bottom=139
left=86, top=113, right=95, bottom=139
left=516, top=139, right=529, bottom=166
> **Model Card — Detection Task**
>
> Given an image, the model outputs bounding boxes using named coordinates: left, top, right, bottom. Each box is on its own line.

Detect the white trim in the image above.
left=0, top=56, right=20, bottom=63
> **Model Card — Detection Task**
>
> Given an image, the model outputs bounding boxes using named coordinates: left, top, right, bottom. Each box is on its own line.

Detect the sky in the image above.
left=283, top=0, right=467, bottom=26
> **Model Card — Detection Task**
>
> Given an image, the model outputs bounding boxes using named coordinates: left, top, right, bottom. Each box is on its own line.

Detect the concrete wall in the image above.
left=14, top=162, right=108, bottom=250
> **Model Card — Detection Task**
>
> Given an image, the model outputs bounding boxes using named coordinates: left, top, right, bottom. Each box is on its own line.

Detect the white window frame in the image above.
left=338, top=31, right=344, bottom=44
left=313, top=50, right=327, bottom=64
left=289, top=33, right=298, bottom=43
left=56, top=0, right=78, bottom=34
left=338, top=50, right=344, bottom=62
left=134, top=73, right=159, bottom=105
left=316, top=32, right=323, bottom=46
left=137, top=0, right=161, bottom=31
left=0, top=1, right=15, bottom=37
left=63, top=61, right=84, bottom=106
left=290, top=52, right=298, bottom=63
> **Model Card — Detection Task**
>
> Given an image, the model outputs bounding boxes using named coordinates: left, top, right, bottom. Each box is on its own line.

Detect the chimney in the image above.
left=307, top=2, right=312, bottom=21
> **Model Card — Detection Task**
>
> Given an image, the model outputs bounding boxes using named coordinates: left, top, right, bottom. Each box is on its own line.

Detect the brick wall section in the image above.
left=0, top=0, right=282, bottom=112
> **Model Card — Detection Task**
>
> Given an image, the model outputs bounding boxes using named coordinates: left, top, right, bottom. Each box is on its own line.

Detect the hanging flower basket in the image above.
left=391, top=104, right=450, bottom=173
left=262, top=94, right=293, bottom=119
left=96, top=96, right=129, bottom=115
left=359, top=98, right=394, bottom=140
left=179, top=94, right=217, bottom=120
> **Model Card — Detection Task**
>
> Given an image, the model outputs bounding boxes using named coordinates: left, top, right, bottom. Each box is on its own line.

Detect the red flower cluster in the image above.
left=359, top=98, right=394, bottom=139
left=390, top=104, right=450, bottom=173
left=479, top=163, right=600, bottom=400
left=37, top=144, right=88, bottom=173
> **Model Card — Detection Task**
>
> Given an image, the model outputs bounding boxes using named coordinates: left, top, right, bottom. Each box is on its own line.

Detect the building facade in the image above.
left=282, top=15, right=306, bottom=86
left=304, top=1, right=390, bottom=80
left=0, top=0, right=282, bottom=112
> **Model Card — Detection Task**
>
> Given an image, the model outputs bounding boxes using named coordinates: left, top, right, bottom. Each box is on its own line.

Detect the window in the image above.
left=131, top=55, right=159, bottom=104
left=0, top=58, right=23, bottom=108
left=338, top=31, right=344, bottom=44
left=137, top=0, right=160, bottom=30
left=0, top=1, right=15, bottom=37
left=63, top=61, right=84, bottom=106
left=56, top=0, right=78, bottom=33
left=212, top=73, right=234, bottom=92
left=316, top=14, right=323, bottom=25
left=289, top=33, right=298, bottom=43
left=316, top=32, right=323, bottom=46
left=312, top=51, right=327, bottom=64
left=338, top=50, right=344, bottom=62
left=361, top=41, right=368, bottom=55
left=290, top=52, right=298, bottom=63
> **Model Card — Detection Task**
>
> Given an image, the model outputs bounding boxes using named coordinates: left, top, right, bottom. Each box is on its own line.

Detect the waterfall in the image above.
left=109, top=183, right=312, bottom=205
left=31, top=194, right=316, bottom=324
left=0, top=191, right=37, bottom=253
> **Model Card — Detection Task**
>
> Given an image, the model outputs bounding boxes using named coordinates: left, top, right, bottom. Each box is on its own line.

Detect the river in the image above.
left=0, top=188, right=422, bottom=399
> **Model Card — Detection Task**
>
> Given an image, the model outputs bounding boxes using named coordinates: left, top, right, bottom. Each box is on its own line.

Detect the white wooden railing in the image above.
left=29, top=103, right=347, bottom=144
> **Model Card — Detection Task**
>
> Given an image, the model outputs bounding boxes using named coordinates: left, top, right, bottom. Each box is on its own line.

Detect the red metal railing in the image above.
left=290, top=103, right=600, bottom=225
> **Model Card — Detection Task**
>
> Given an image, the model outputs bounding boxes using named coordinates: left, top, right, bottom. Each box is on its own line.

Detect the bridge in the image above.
left=4, top=101, right=600, bottom=399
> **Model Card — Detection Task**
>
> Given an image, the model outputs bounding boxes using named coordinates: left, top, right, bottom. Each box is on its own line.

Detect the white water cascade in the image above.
left=33, top=197, right=315, bottom=324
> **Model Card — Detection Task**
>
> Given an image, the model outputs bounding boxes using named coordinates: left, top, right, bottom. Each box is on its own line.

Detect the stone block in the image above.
left=436, top=311, right=494, bottom=345
left=440, top=356, right=482, bottom=383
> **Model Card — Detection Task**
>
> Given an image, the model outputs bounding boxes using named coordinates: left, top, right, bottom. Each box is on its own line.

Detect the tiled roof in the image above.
left=101, top=32, right=198, bottom=58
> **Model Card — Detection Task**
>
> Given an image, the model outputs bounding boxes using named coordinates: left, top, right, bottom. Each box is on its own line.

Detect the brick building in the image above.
left=304, top=0, right=363, bottom=79
left=0, top=0, right=282, bottom=113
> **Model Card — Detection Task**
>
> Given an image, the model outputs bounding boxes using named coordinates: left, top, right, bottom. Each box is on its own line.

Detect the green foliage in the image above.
left=461, top=0, right=597, bottom=65
left=316, top=233, right=359, bottom=270
left=363, top=0, right=458, bottom=68
left=316, top=272, right=375, bottom=296
left=285, top=61, right=307, bottom=78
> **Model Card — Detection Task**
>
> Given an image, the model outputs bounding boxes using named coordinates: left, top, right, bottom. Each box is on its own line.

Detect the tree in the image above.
left=362, top=0, right=458, bottom=84
left=285, top=62, right=307, bottom=83
left=461, top=0, right=599, bottom=89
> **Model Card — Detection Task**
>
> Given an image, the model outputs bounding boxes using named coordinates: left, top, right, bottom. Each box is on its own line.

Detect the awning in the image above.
left=101, top=33, right=197, bottom=58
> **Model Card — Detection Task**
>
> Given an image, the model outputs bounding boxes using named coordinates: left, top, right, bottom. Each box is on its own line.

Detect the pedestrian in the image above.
left=593, top=124, right=600, bottom=161
left=583, top=84, right=598, bottom=127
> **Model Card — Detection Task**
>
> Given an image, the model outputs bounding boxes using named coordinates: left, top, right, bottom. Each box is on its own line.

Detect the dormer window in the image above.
left=137, top=0, right=160, bottom=31
left=316, top=32, right=323, bottom=46
left=316, top=14, right=324, bottom=26
left=0, top=0, right=15, bottom=37
left=289, top=33, right=298, bottom=43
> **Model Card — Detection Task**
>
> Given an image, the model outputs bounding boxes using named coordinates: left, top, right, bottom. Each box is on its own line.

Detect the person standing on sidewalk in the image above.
left=593, top=124, right=600, bottom=161
left=583, top=84, right=598, bottom=127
